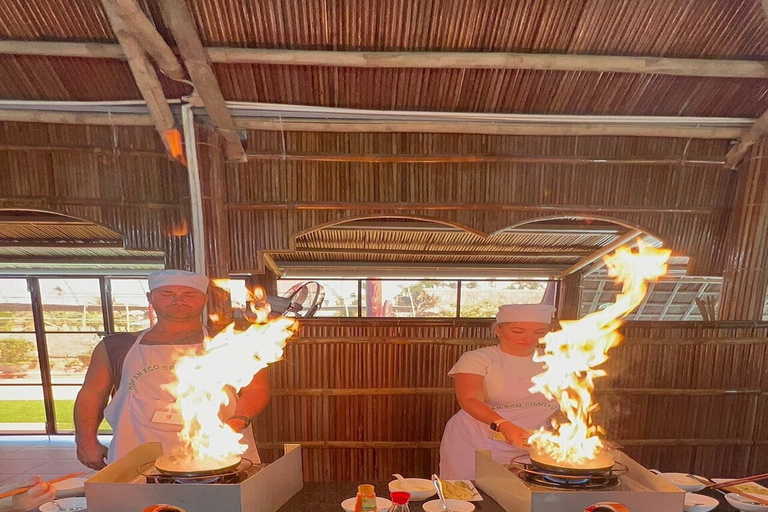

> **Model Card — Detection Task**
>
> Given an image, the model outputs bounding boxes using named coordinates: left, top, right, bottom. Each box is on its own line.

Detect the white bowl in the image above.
left=650, top=471, right=706, bottom=492
left=683, top=492, right=719, bottom=512
left=725, top=493, right=768, bottom=512
left=39, top=497, right=87, bottom=512
left=423, top=499, right=475, bottom=512
left=341, top=496, right=392, bottom=512
left=52, top=477, right=87, bottom=498
left=388, top=478, right=436, bottom=501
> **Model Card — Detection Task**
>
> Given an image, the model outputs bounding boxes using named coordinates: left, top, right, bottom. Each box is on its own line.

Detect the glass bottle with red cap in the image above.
left=387, top=492, right=411, bottom=512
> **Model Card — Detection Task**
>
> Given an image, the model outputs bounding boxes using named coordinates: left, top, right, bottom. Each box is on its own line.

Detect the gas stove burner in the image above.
left=138, top=457, right=253, bottom=484
left=510, top=454, right=628, bottom=490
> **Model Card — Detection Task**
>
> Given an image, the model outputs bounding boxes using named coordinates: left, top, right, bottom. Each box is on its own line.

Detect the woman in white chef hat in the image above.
left=439, top=303, right=559, bottom=480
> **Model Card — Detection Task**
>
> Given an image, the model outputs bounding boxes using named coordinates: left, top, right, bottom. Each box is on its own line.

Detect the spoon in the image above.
left=432, top=474, right=451, bottom=512
left=393, top=473, right=408, bottom=487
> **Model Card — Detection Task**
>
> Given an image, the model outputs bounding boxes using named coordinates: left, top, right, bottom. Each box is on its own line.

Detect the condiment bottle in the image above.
left=387, top=491, right=411, bottom=512
left=354, top=484, right=378, bottom=512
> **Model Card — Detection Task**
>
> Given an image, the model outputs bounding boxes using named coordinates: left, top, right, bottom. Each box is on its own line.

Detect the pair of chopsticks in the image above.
left=707, top=472, right=768, bottom=490
left=0, top=472, right=86, bottom=500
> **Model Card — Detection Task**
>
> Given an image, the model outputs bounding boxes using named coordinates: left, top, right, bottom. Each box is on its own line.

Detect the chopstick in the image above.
left=708, top=473, right=768, bottom=490
left=0, top=472, right=86, bottom=500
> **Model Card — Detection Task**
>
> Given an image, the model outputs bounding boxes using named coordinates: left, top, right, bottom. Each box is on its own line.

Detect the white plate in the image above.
left=341, top=496, right=392, bottom=512
left=388, top=478, right=436, bottom=501
left=650, top=471, right=706, bottom=492
left=683, top=492, right=719, bottom=512
left=52, top=477, right=87, bottom=498
left=423, top=499, right=475, bottom=512
left=724, top=493, right=768, bottom=512
left=39, top=497, right=87, bottom=512
left=441, top=480, right=483, bottom=502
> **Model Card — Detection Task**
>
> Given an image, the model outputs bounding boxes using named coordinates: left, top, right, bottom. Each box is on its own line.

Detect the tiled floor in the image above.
left=0, top=435, right=110, bottom=487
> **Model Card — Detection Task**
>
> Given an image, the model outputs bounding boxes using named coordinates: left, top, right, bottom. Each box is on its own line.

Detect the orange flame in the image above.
left=168, top=306, right=295, bottom=465
left=528, top=241, right=670, bottom=464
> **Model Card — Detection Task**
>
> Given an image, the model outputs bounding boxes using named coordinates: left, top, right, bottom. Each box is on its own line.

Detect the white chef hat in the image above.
left=148, top=270, right=209, bottom=294
left=495, top=304, right=556, bottom=325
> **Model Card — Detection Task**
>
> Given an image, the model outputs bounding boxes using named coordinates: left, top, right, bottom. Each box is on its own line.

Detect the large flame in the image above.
left=528, top=241, right=670, bottom=464
left=168, top=284, right=295, bottom=465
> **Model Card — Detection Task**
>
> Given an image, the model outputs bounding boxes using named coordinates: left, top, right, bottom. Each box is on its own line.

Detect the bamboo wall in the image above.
left=253, top=319, right=768, bottom=481
left=0, top=122, right=194, bottom=269
left=227, top=132, right=735, bottom=276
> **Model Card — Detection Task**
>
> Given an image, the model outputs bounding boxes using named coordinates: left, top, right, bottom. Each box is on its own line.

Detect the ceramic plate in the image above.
left=423, top=499, right=475, bottom=512
left=52, top=477, right=87, bottom=498
left=39, top=497, right=87, bottom=512
left=441, top=480, right=483, bottom=501
left=341, top=496, right=392, bottom=512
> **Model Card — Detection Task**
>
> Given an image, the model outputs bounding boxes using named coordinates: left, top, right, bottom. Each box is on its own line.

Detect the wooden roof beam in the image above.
left=1, top=41, right=766, bottom=79
left=234, top=119, right=742, bottom=139
left=555, top=230, right=643, bottom=278
left=157, top=0, right=246, bottom=162
left=724, top=108, right=768, bottom=169
left=109, top=0, right=184, bottom=81
left=101, top=0, right=183, bottom=162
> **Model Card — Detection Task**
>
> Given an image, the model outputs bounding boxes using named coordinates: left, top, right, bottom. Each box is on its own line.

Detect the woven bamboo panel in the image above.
left=253, top=319, right=768, bottom=481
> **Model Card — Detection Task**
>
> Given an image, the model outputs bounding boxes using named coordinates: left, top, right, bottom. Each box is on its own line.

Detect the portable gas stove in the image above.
left=474, top=450, right=685, bottom=512
left=138, top=457, right=254, bottom=485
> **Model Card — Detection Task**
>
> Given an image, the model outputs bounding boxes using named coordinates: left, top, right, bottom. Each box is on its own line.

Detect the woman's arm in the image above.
left=454, top=373, right=531, bottom=449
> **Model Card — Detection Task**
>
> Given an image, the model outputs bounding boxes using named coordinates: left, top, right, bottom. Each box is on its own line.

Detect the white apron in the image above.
left=103, top=328, right=260, bottom=464
left=439, top=350, right=557, bottom=480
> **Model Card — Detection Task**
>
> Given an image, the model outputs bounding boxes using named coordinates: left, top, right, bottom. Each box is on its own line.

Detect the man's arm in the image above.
left=225, top=368, right=270, bottom=432
left=74, top=341, right=112, bottom=469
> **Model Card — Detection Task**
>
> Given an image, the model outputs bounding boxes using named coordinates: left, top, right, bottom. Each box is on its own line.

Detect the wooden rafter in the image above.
left=101, top=0, right=183, bottom=162
left=555, top=230, right=643, bottom=278
left=110, top=0, right=184, bottom=81
left=0, top=41, right=766, bottom=79
left=724, top=109, right=768, bottom=169
left=157, top=0, right=246, bottom=162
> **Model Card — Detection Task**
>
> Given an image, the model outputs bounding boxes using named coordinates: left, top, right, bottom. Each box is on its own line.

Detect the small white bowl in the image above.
left=725, top=493, right=768, bottom=512
left=650, top=471, right=706, bottom=492
left=423, top=499, right=475, bottom=512
left=39, top=497, right=87, bottom=512
left=683, top=492, right=719, bottom=512
left=388, top=478, right=436, bottom=501
left=52, top=477, right=87, bottom=498
left=341, top=497, right=392, bottom=512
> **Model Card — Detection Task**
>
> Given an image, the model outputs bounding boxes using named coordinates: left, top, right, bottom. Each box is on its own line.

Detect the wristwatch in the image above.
left=490, top=419, right=509, bottom=431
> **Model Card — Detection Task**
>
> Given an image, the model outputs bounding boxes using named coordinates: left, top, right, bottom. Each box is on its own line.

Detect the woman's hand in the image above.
left=498, top=422, right=531, bottom=449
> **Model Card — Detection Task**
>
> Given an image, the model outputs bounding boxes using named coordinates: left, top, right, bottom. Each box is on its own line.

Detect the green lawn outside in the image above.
left=0, top=400, right=111, bottom=432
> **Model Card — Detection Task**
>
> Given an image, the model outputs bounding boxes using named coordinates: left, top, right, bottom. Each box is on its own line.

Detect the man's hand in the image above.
left=498, top=422, right=531, bottom=449
left=77, top=440, right=108, bottom=470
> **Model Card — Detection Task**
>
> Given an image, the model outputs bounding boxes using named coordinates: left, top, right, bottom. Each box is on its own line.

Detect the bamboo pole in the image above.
left=244, top=152, right=725, bottom=166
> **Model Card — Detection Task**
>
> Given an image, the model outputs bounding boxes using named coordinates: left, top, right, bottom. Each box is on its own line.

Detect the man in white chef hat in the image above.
left=439, top=303, right=560, bottom=480
left=75, top=270, right=268, bottom=469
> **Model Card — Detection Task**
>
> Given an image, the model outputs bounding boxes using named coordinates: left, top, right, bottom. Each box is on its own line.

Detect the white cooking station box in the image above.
left=85, top=443, right=303, bottom=512
left=474, top=450, right=686, bottom=512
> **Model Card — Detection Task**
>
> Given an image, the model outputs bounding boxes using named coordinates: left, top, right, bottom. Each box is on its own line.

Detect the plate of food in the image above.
left=441, top=480, right=483, bottom=501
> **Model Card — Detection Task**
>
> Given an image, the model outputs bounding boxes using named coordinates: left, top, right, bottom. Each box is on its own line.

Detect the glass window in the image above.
left=277, top=279, right=359, bottom=317
left=0, top=278, right=35, bottom=331
left=111, top=278, right=151, bottom=332
left=46, top=333, right=102, bottom=385
left=0, top=385, right=45, bottom=432
left=361, top=279, right=458, bottom=317
left=53, top=386, right=111, bottom=433
left=39, top=278, right=104, bottom=332
left=460, top=280, right=551, bottom=317
left=0, top=333, right=41, bottom=383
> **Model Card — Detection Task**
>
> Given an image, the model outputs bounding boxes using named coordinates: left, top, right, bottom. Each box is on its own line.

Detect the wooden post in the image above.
left=558, top=272, right=584, bottom=320
left=195, top=127, right=233, bottom=329
left=718, top=138, right=768, bottom=320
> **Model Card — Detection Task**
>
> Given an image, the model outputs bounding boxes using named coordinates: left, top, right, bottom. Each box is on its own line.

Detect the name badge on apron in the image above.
left=151, top=410, right=183, bottom=425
